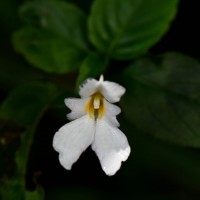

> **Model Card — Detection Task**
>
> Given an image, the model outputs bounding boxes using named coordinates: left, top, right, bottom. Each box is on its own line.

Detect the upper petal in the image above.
left=100, top=81, right=125, bottom=103
left=92, top=118, right=130, bottom=176
left=53, top=115, right=95, bottom=170
left=79, top=78, right=99, bottom=98
left=65, top=98, right=89, bottom=120
left=78, top=77, right=125, bottom=103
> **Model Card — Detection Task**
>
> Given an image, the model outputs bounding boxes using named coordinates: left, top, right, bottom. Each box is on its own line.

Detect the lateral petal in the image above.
left=53, top=115, right=95, bottom=170
left=100, top=81, right=125, bottom=103
left=65, top=98, right=89, bottom=120
left=92, top=119, right=130, bottom=176
left=104, top=99, right=121, bottom=116
left=103, top=100, right=121, bottom=127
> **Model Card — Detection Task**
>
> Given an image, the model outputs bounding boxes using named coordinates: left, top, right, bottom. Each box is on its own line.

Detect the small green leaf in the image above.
left=75, top=52, right=108, bottom=92
left=89, top=0, right=178, bottom=59
left=122, top=52, right=200, bottom=147
left=13, top=27, right=86, bottom=74
left=13, top=1, right=91, bottom=73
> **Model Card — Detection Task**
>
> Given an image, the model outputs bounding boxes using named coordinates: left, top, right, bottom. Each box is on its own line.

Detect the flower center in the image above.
left=85, top=93, right=105, bottom=120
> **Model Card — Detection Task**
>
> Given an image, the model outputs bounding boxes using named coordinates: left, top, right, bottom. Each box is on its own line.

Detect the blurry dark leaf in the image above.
left=13, top=27, right=86, bottom=74
left=0, top=178, right=24, bottom=200
left=13, top=1, right=90, bottom=73
left=122, top=52, right=200, bottom=147
left=75, top=52, right=108, bottom=92
left=0, top=82, right=59, bottom=126
left=25, top=187, right=44, bottom=200
left=89, top=0, right=178, bottom=59
left=121, top=119, right=200, bottom=193
left=0, top=119, right=25, bottom=181
left=0, top=82, right=60, bottom=200
left=66, top=0, right=94, bottom=13
left=0, top=82, right=61, bottom=176
left=0, top=0, right=20, bottom=33
left=0, top=180, right=44, bottom=200
left=0, top=55, right=45, bottom=91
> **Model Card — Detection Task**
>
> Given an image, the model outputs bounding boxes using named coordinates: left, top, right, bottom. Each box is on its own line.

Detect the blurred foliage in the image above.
left=88, top=0, right=178, bottom=59
left=1, top=0, right=200, bottom=199
left=13, top=1, right=90, bottom=73
left=122, top=52, right=200, bottom=147
left=75, top=52, right=108, bottom=92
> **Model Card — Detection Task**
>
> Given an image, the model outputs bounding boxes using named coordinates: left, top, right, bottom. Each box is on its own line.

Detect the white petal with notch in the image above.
left=53, top=115, right=95, bottom=170
left=65, top=98, right=89, bottom=120
left=92, top=118, right=130, bottom=176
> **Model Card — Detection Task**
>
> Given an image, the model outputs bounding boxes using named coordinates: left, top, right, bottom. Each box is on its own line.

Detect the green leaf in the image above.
left=0, top=180, right=44, bottom=200
left=13, top=27, right=86, bottom=74
left=0, top=54, right=45, bottom=91
left=0, top=82, right=60, bottom=200
left=25, top=187, right=44, bottom=200
left=0, top=178, right=24, bottom=200
left=122, top=52, right=200, bottom=147
left=19, top=1, right=90, bottom=51
left=13, top=1, right=90, bottom=73
left=75, top=52, right=108, bottom=92
left=89, top=0, right=178, bottom=59
left=0, top=82, right=59, bottom=126
left=0, top=81, right=60, bottom=176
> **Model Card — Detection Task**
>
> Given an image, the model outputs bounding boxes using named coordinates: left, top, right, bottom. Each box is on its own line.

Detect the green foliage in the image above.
left=0, top=178, right=24, bottom=200
left=0, top=55, right=45, bottom=91
left=13, top=27, right=86, bottom=74
left=2, top=0, right=200, bottom=199
left=75, top=52, right=108, bottom=91
left=25, top=187, right=44, bottom=200
left=0, top=82, right=59, bottom=126
left=19, top=1, right=90, bottom=50
left=89, top=0, right=178, bottom=59
left=122, top=52, right=200, bottom=147
left=0, top=182, right=44, bottom=200
left=0, top=82, right=61, bottom=200
left=13, top=1, right=90, bottom=73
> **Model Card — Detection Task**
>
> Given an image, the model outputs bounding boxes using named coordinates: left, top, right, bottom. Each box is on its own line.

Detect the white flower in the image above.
left=53, top=75, right=130, bottom=176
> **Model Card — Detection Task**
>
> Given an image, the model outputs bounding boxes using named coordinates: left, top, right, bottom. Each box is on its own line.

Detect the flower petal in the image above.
left=103, top=100, right=121, bottom=127
left=79, top=78, right=99, bottom=98
left=104, top=116, right=120, bottom=127
left=100, top=81, right=125, bottom=103
left=65, top=98, right=89, bottom=120
left=92, top=119, right=130, bottom=176
left=53, top=115, right=95, bottom=170
left=104, top=99, right=121, bottom=116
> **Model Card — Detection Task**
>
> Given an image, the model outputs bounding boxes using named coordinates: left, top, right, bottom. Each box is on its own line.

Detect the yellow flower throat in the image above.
left=85, top=93, right=105, bottom=120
